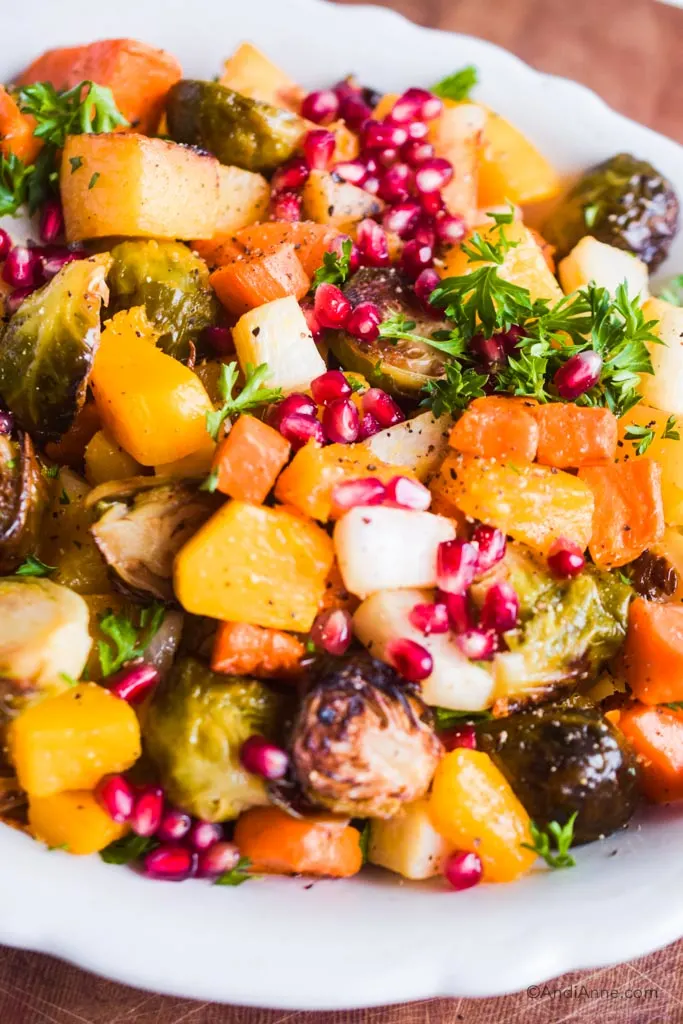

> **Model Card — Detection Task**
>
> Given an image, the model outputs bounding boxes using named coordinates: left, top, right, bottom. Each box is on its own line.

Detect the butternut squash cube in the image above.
left=29, top=790, right=128, bottom=855
left=430, top=103, right=485, bottom=225
left=219, top=42, right=303, bottom=110
left=618, top=405, right=683, bottom=525
left=478, top=107, right=561, bottom=208
left=301, top=170, right=383, bottom=230
left=174, top=500, right=334, bottom=631
left=212, top=164, right=271, bottom=238
left=84, top=429, right=142, bottom=486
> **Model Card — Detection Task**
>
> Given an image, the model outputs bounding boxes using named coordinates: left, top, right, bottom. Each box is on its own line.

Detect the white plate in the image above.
left=4, top=0, right=683, bottom=1010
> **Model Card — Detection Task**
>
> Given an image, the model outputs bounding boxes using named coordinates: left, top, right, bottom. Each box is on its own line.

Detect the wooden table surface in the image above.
left=4, top=0, right=683, bottom=1021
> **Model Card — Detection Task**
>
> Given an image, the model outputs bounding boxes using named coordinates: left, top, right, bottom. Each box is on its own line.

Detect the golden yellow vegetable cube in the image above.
left=84, top=429, right=142, bottom=486
left=617, top=404, right=683, bottom=525
left=29, top=790, right=128, bottom=855
left=301, top=170, right=383, bottom=231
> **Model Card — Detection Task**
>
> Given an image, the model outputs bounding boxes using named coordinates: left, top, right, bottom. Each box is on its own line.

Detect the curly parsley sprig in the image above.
left=521, top=813, right=577, bottom=870
left=311, top=238, right=354, bottom=292
left=205, top=362, right=283, bottom=442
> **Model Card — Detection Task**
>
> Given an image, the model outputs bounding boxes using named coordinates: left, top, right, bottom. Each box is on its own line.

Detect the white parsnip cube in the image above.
left=639, top=298, right=683, bottom=416
left=368, top=799, right=452, bottom=880
left=232, top=296, right=326, bottom=395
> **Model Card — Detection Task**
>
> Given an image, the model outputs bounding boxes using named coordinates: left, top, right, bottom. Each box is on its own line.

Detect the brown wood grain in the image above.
left=4, top=1, right=683, bottom=1021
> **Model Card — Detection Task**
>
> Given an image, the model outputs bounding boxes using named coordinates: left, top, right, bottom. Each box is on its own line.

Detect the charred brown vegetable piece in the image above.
left=477, top=696, right=641, bottom=844
left=0, top=430, right=47, bottom=574
left=290, top=653, right=443, bottom=818
left=624, top=550, right=677, bottom=602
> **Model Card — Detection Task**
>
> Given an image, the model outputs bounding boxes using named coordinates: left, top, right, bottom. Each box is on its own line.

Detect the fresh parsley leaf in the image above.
left=311, top=238, right=353, bottom=291
left=41, top=463, right=60, bottom=478
left=521, top=813, right=577, bottom=869
left=215, top=855, right=253, bottom=886
left=15, top=554, right=56, bottom=577
left=18, top=80, right=129, bottom=148
left=200, top=467, right=219, bottom=493
left=59, top=672, right=78, bottom=687
left=663, top=414, right=680, bottom=442
left=431, top=65, right=478, bottom=101
left=88, top=171, right=100, bottom=189
left=206, top=362, right=283, bottom=441
left=358, top=822, right=370, bottom=864
left=378, top=313, right=466, bottom=358
left=433, top=707, right=492, bottom=730
left=624, top=422, right=656, bottom=456
left=346, top=375, right=367, bottom=394
left=614, top=569, right=632, bottom=586
left=59, top=486, right=71, bottom=505
left=101, top=833, right=158, bottom=865
left=658, top=274, right=683, bottom=307
left=98, top=602, right=165, bottom=677
left=0, top=151, right=33, bottom=216
left=421, top=363, right=488, bottom=416
left=69, top=155, right=83, bottom=173
left=664, top=702, right=683, bottom=711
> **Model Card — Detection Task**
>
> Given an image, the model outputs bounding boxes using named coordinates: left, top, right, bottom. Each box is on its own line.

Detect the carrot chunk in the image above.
left=0, top=86, right=42, bottom=164
left=448, top=396, right=539, bottom=461
left=195, top=221, right=340, bottom=276
left=211, top=414, right=291, bottom=504
left=623, top=598, right=683, bottom=705
left=579, top=461, right=664, bottom=569
left=210, top=242, right=310, bottom=316
left=618, top=702, right=683, bottom=803
left=533, top=404, right=618, bottom=468
left=234, top=806, right=362, bottom=877
left=211, top=621, right=304, bottom=679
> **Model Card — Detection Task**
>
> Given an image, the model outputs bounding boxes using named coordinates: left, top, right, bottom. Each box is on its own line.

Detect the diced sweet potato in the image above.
left=234, top=806, right=362, bottom=877
left=211, top=413, right=291, bottom=503
left=0, top=86, right=41, bottom=163
left=533, top=404, right=618, bottom=468
left=579, top=461, right=664, bottom=569
left=449, top=396, right=539, bottom=461
left=210, top=242, right=310, bottom=316
left=301, top=170, right=383, bottom=230
left=623, top=598, right=683, bottom=705
left=195, top=221, right=340, bottom=276
left=211, top=621, right=304, bottom=678
left=618, top=703, right=683, bottom=803
left=29, top=790, right=128, bottom=855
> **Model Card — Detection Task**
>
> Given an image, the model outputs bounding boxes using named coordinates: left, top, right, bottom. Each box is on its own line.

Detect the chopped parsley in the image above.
left=98, top=602, right=165, bottom=677
left=41, top=463, right=60, bottom=479
left=378, top=313, right=466, bottom=358
left=522, top=813, right=577, bottom=869
left=431, top=65, right=478, bottom=101
left=14, top=554, right=56, bottom=577
left=358, top=822, right=371, bottom=864
left=421, top=362, right=488, bottom=416
left=215, top=855, right=253, bottom=886
left=583, top=203, right=600, bottom=228
left=206, top=361, right=282, bottom=441
left=0, top=151, right=32, bottom=216
left=658, top=274, right=683, bottom=307
left=624, top=422, right=656, bottom=456
left=200, top=466, right=220, bottom=493
left=88, top=171, right=100, bottom=189
left=432, top=707, right=492, bottom=729
left=663, top=414, right=680, bottom=441
left=69, top=155, right=83, bottom=173
left=311, top=238, right=354, bottom=291
left=101, top=833, right=158, bottom=865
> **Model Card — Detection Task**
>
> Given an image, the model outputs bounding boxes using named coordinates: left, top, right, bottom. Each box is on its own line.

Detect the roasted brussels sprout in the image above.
left=166, top=80, right=306, bottom=173
left=328, top=267, right=450, bottom=398
left=0, top=429, right=47, bottom=574
left=144, top=656, right=287, bottom=821
left=0, top=255, right=111, bottom=441
left=290, top=653, right=443, bottom=818
left=544, top=153, right=679, bottom=270
left=477, top=696, right=641, bottom=843
left=88, top=477, right=219, bottom=602
left=39, top=468, right=112, bottom=596
left=107, top=241, right=219, bottom=362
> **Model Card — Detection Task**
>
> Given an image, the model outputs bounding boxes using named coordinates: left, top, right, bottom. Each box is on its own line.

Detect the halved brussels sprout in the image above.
left=0, top=430, right=48, bottom=574
left=0, top=255, right=111, bottom=441
left=39, top=468, right=112, bottom=596
left=328, top=268, right=449, bottom=398
left=107, top=241, right=219, bottom=362
left=88, top=476, right=219, bottom=602
left=166, top=80, right=306, bottom=172
left=144, top=656, right=287, bottom=821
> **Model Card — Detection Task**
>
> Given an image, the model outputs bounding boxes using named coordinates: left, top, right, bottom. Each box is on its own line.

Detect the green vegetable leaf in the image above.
left=521, top=813, right=577, bottom=869
left=658, top=274, right=683, bottom=307
left=421, top=363, right=488, bottom=416
left=624, top=422, right=656, bottom=456
left=0, top=151, right=33, bottom=216
left=41, top=463, right=60, bottom=479
left=69, top=155, right=83, bottom=173
left=311, top=238, right=354, bottom=291
left=664, top=702, right=683, bottom=711
left=18, top=80, right=129, bottom=149
left=215, top=855, right=253, bottom=886
left=583, top=203, right=600, bottom=228
left=59, top=672, right=78, bottom=687
left=200, top=467, right=220, bottom=493
left=378, top=313, right=467, bottom=358
left=206, top=361, right=282, bottom=441
left=98, top=602, right=165, bottom=677
left=431, top=65, right=478, bottom=101
left=88, top=171, right=100, bottom=189
left=433, top=707, right=492, bottom=730
left=346, top=375, right=367, bottom=394
left=14, top=554, right=56, bottom=577
left=663, top=414, right=680, bottom=442
left=101, top=833, right=158, bottom=865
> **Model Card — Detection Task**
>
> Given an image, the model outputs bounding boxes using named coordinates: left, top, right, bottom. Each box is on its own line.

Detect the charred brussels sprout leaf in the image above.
left=0, top=430, right=47, bottom=574
left=477, top=696, right=641, bottom=843
left=290, top=653, right=443, bottom=818
left=544, top=153, right=679, bottom=270
left=107, top=240, right=219, bottom=362
left=0, top=254, right=111, bottom=441
left=166, top=80, right=306, bottom=173
left=144, top=656, right=287, bottom=821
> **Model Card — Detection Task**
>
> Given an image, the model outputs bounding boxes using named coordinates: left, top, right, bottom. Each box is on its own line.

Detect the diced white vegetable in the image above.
left=558, top=236, right=649, bottom=300
left=334, top=507, right=455, bottom=598
left=353, top=588, right=495, bottom=711
left=639, top=298, right=683, bottom=415
left=368, top=799, right=452, bottom=880
left=363, top=411, right=453, bottom=482
left=232, top=296, right=326, bottom=395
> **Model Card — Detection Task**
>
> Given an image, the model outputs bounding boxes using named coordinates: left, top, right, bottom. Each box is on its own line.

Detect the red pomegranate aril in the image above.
left=300, top=298, right=323, bottom=342
left=456, top=628, right=497, bottom=661
left=311, top=607, right=353, bottom=656
left=311, top=369, right=351, bottom=405
left=108, top=661, right=160, bottom=704
left=480, top=581, right=519, bottom=633
left=270, top=392, right=317, bottom=426
left=385, top=475, right=431, bottom=511
left=0, top=228, right=11, bottom=261
left=302, top=89, right=340, bottom=125
left=439, top=591, right=475, bottom=634
left=156, top=808, right=192, bottom=842
left=39, top=198, right=64, bottom=244
left=363, top=176, right=380, bottom=196
left=339, top=93, right=372, bottom=130
left=413, top=217, right=436, bottom=248
left=415, top=158, right=454, bottom=194
left=356, top=219, right=390, bottom=268
left=40, top=247, right=85, bottom=280
left=444, top=850, right=483, bottom=891
left=240, top=735, right=290, bottom=780
left=436, top=539, right=479, bottom=594
left=144, top=844, right=197, bottom=882
left=472, top=524, right=506, bottom=574
left=363, top=155, right=380, bottom=176
left=358, top=411, right=381, bottom=440
left=547, top=537, right=586, bottom=578
left=382, top=199, right=421, bottom=239
left=435, top=211, right=467, bottom=247
left=441, top=725, right=477, bottom=752
left=470, top=333, right=504, bottom=368
left=407, top=120, right=429, bottom=140
left=331, top=476, right=387, bottom=511
left=402, top=139, right=435, bottom=167
left=500, top=324, right=525, bottom=354
left=278, top=411, right=325, bottom=449
left=271, top=157, right=310, bottom=192
left=347, top=300, right=382, bottom=343
left=304, top=128, right=336, bottom=170
left=390, top=89, right=426, bottom=124
left=375, top=147, right=399, bottom=169
left=420, top=190, right=445, bottom=216
left=334, top=159, right=368, bottom=186
left=414, top=268, right=441, bottom=310
left=197, top=841, right=241, bottom=879
left=0, top=410, right=14, bottom=435
left=387, top=637, right=433, bottom=682
left=323, top=397, right=360, bottom=443
left=554, top=350, right=602, bottom=400
left=409, top=601, right=449, bottom=635
left=131, top=786, right=164, bottom=837
left=363, top=387, right=405, bottom=427
left=189, top=820, right=223, bottom=851
left=378, top=162, right=413, bottom=203
left=314, top=282, right=352, bottom=329
left=203, top=325, right=234, bottom=356
left=96, top=774, right=134, bottom=823
left=271, top=190, right=302, bottom=222
left=5, top=287, right=33, bottom=314
left=2, top=246, right=40, bottom=288
left=362, top=119, right=409, bottom=150
left=400, top=239, right=434, bottom=280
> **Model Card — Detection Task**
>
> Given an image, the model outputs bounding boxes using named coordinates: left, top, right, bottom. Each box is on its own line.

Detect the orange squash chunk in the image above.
left=211, top=621, right=304, bottom=678
left=579, top=461, right=664, bottom=569
left=195, top=221, right=341, bottom=276
left=210, top=242, right=310, bottom=316
left=533, top=404, right=617, bottom=468
left=211, top=414, right=291, bottom=503
left=623, top=598, right=683, bottom=706
left=234, top=806, right=362, bottom=877
left=449, top=396, right=539, bottom=461
left=0, top=86, right=42, bottom=163
left=618, top=703, right=683, bottom=803
left=29, top=791, right=128, bottom=855
left=477, top=108, right=561, bottom=208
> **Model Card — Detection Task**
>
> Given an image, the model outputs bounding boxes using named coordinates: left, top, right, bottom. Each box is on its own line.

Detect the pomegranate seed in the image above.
left=0, top=228, right=11, bottom=260
left=500, top=324, right=524, bottom=354
left=278, top=411, right=325, bottom=449
left=304, top=128, right=336, bottom=170
left=414, top=158, right=454, bottom=194
left=387, top=637, right=433, bottom=682
left=331, top=476, right=387, bottom=511
left=390, top=89, right=426, bottom=124
left=401, top=239, right=434, bottom=280
left=271, top=157, right=310, bottom=192
left=311, top=607, right=353, bottom=655
left=41, top=247, right=87, bottom=279
left=409, top=601, right=449, bottom=635
left=375, top=147, right=400, bottom=169
left=144, top=844, right=197, bottom=882
left=108, top=662, right=160, bottom=704
left=420, top=190, right=445, bottom=216
left=413, top=217, right=436, bottom=248
left=271, top=190, right=302, bottom=222
left=363, top=387, right=405, bottom=427
left=480, top=581, right=519, bottom=633
left=383, top=199, right=422, bottom=239
left=554, top=350, right=602, bottom=399
left=314, top=282, right=352, bottom=329
left=131, top=786, right=164, bottom=837
left=444, top=850, right=483, bottom=891
left=402, top=139, right=436, bottom=167
left=441, top=725, right=477, bottom=752
left=385, top=475, right=431, bottom=510
left=240, top=735, right=290, bottom=780
left=188, top=820, right=223, bottom=851
left=5, top=286, right=34, bottom=314
left=96, top=775, right=134, bottom=823
left=435, top=211, right=467, bottom=247
left=323, top=397, right=360, bottom=443
left=347, top=300, right=382, bottom=342
left=339, top=93, right=372, bottom=130
left=2, top=246, right=40, bottom=288
left=157, top=808, right=192, bottom=842
left=378, top=163, right=413, bottom=203
left=0, top=410, right=14, bottom=435
left=437, top=539, right=479, bottom=594
left=203, top=325, right=234, bottom=355
left=299, top=298, right=323, bottom=342
left=363, top=155, right=380, bottom=176
left=547, top=537, right=586, bottom=578
left=197, top=841, right=241, bottom=878
left=302, top=89, right=340, bottom=125
left=328, top=235, right=360, bottom=273
left=358, top=411, right=381, bottom=439
left=363, top=176, right=380, bottom=196
left=472, top=524, right=506, bottom=575
left=439, top=591, right=475, bottom=634
left=470, top=333, right=505, bottom=367
left=414, top=267, right=441, bottom=310
left=270, top=393, right=317, bottom=427
left=456, top=628, right=497, bottom=661
left=334, top=160, right=368, bottom=186
left=407, top=120, right=429, bottom=140
left=311, top=369, right=351, bottom=405
left=362, top=120, right=409, bottom=150
left=39, top=199, right=64, bottom=244
left=356, top=219, right=390, bottom=268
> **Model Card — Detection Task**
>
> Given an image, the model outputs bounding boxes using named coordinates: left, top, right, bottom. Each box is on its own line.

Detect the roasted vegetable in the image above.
left=580, top=461, right=664, bottom=569
left=290, top=653, right=443, bottom=818
left=543, top=153, right=679, bottom=270
left=624, top=549, right=678, bottom=602
left=301, top=171, right=383, bottom=231
left=623, top=597, right=683, bottom=705
left=210, top=242, right=310, bottom=317
left=368, top=798, right=452, bottom=880
left=618, top=703, right=683, bottom=803
left=107, top=240, right=219, bottom=362
left=29, top=790, right=128, bottom=855
left=166, top=80, right=306, bottom=172
left=144, top=656, right=286, bottom=821
left=88, top=477, right=218, bottom=602
left=476, top=696, right=641, bottom=843
left=234, top=806, right=362, bottom=878
left=232, top=296, right=326, bottom=395
left=39, top=469, right=111, bottom=596
left=0, top=255, right=111, bottom=442
left=0, top=430, right=47, bottom=574
left=84, top=430, right=142, bottom=487
left=558, top=236, right=649, bottom=300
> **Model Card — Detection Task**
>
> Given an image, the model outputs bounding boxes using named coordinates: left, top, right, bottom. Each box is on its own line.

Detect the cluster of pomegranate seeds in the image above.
left=547, top=536, right=586, bottom=578
left=107, top=661, right=160, bottom=704
left=240, top=734, right=290, bottom=780
left=443, top=849, right=483, bottom=891
left=330, top=474, right=430, bottom=514
left=386, top=636, right=434, bottom=682
left=310, top=606, right=353, bottom=655
left=0, top=213, right=87, bottom=312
